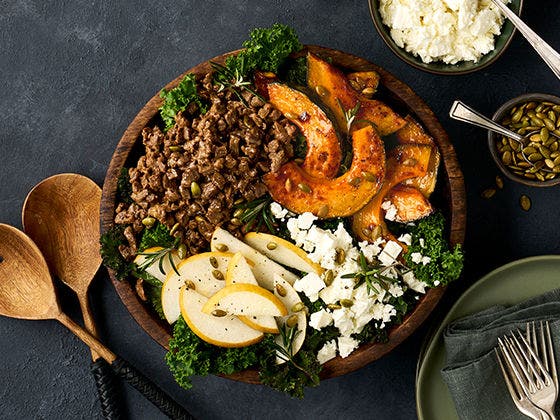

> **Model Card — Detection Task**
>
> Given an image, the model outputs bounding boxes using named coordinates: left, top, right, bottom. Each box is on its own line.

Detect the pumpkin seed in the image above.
left=348, top=177, right=362, bottom=186
left=349, top=79, right=361, bottom=91
left=315, top=85, right=329, bottom=97
left=215, top=243, right=229, bottom=252
left=209, top=256, right=218, bottom=268
left=184, top=280, right=195, bottom=290
left=335, top=248, right=346, bottom=264
left=170, top=222, right=180, bottom=236
left=402, top=158, right=417, bottom=166
left=539, top=146, right=551, bottom=159
left=195, top=215, right=205, bottom=223
left=317, top=204, right=329, bottom=218
left=554, top=166, right=560, bottom=173
left=340, top=299, right=354, bottom=308
left=291, top=302, right=305, bottom=313
left=267, top=242, right=278, bottom=250
left=230, top=217, right=242, bottom=226
left=546, top=173, right=557, bottom=180
left=502, top=151, right=512, bottom=165
left=544, top=118, right=556, bottom=131
left=323, top=270, right=334, bottom=287
left=481, top=188, right=496, bottom=199
left=275, top=284, right=287, bottom=297
left=297, top=182, right=312, bottom=193
left=520, top=195, right=531, bottom=211
left=177, top=243, right=187, bottom=259
left=524, top=173, right=536, bottom=179
left=528, top=153, right=543, bottom=162
left=212, top=269, right=224, bottom=280
left=361, top=228, right=371, bottom=238
left=327, top=303, right=342, bottom=310
left=554, top=156, right=560, bottom=166
left=522, top=146, right=537, bottom=155
left=233, top=208, right=244, bottom=219
left=512, top=108, right=523, bottom=123
left=536, top=172, right=545, bottom=181
left=285, top=178, right=293, bottom=192
left=293, top=158, right=304, bottom=165
left=495, top=175, right=504, bottom=189
left=361, top=171, right=378, bottom=183
left=190, top=181, right=202, bottom=197
left=234, top=198, right=244, bottom=206
left=142, top=216, right=156, bottom=227
left=211, top=309, right=227, bottom=317
left=361, top=87, right=375, bottom=97
left=169, top=145, right=181, bottom=152
left=286, top=314, right=299, bottom=328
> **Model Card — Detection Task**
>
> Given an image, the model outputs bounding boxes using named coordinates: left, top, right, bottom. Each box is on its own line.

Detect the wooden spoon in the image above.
left=0, top=224, right=191, bottom=419
left=21, top=173, right=122, bottom=418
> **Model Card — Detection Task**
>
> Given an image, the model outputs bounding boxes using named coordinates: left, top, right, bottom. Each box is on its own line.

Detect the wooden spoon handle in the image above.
left=56, top=313, right=192, bottom=419
left=78, top=294, right=101, bottom=360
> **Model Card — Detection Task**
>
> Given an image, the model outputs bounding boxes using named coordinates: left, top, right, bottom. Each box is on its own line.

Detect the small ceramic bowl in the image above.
left=368, top=0, right=523, bottom=75
left=489, top=93, right=560, bottom=187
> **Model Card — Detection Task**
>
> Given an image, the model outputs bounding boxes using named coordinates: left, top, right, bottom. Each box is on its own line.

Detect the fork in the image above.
left=498, top=332, right=558, bottom=420
left=495, top=346, right=544, bottom=419
left=527, top=321, right=559, bottom=396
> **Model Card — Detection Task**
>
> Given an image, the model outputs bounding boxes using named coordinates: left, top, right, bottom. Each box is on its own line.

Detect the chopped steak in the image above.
left=115, top=73, right=296, bottom=258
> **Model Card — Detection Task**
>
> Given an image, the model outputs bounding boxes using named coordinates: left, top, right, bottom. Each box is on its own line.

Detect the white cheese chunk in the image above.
left=309, top=309, right=333, bottom=330
left=317, top=340, right=337, bottom=365
left=293, top=272, right=325, bottom=302
left=338, top=336, right=360, bottom=358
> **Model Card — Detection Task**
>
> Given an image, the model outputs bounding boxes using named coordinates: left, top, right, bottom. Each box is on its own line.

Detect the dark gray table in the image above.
left=1, top=1, right=559, bottom=419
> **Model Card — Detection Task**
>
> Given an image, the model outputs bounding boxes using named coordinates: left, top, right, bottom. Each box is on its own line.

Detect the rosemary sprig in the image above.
left=337, top=99, right=361, bottom=132
left=234, top=196, right=277, bottom=234
left=342, top=252, right=409, bottom=295
left=210, top=61, right=264, bottom=106
left=136, top=239, right=181, bottom=277
left=271, top=322, right=319, bottom=385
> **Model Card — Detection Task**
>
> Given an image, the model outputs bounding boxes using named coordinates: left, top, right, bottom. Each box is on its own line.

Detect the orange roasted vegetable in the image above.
left=267, top=83, right=342, bottom=179
left=384, top=185, right=433, bottom=223
left=264, top=125, right=385, bottom=218
left=307, top=53, right=406, bottom=136
left=352, top=144, right=433, bottom=241
left=395, top=116, right=440, bottom=197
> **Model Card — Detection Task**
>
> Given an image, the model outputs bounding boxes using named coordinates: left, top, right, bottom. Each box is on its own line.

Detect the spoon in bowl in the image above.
left=0, top=223, right=192, bottom=419
left=22, top=173, right=123, bottom=419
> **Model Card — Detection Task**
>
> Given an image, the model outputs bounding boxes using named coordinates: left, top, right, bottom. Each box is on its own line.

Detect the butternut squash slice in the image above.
left=352, top=144, right=433, bottom=241
left=395, top=116, right=441, bottom=197
left=263, top=125, right=385, bottom=218
left=307, top=53, right=406, bottom=136
left=267, top=83, right=342, bottom=179
left=384, top=185, right=433, bottom=223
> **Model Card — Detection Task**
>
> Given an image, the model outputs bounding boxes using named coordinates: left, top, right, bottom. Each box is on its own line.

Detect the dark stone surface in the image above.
left=1, top=1, right=559, bottom=419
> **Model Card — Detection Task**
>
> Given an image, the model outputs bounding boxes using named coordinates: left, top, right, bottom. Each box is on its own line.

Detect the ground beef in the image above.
left=115, top=73, right=296, bottom=258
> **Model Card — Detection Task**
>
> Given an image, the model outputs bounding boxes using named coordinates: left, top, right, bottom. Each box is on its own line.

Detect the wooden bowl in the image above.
left=101, top=45, right=466, bottom=383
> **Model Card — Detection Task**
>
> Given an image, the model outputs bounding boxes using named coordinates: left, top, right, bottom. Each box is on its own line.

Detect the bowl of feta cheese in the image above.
left=369, top=0, right=523, bottom=75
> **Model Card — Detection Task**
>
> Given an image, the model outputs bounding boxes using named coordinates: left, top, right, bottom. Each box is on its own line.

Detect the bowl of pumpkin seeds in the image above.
left=489, top=93, right=560, bottom=187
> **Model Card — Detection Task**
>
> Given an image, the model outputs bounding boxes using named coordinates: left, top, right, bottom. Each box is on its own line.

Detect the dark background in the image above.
left=1, top=1, right=559, bottom=419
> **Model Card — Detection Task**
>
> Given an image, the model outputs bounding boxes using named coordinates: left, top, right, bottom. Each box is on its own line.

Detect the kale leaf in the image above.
left=100, top=225, right=133, bottom=281
left=282, top=56, right=307, bottom=85
left=117, top=167, right=133, bottom=205
left=138, top=222, right=176, bottom=252
left=165, top=317, right=270, bottom=390
left=225, top=23, right=302, bottom=77
left=159, top=74, right=207, bottom=131
left=403, top=212, right=464, bottom=287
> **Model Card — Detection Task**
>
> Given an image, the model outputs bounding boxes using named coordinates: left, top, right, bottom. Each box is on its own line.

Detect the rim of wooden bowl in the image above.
left=100, top=45, right=466, bottom=384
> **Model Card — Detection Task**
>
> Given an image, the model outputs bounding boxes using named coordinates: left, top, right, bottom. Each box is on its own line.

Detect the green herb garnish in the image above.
left=342, top=252, right=407, bottom=295
left=159, top=74, right=208, bottom=131
left=338, top=99, right=361, bottom=132
left=234, top=195, right=277, bottom=234
left=210, top=61, right=264, bottom=106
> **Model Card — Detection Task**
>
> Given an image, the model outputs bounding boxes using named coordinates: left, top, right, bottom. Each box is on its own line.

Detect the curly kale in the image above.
left=224, top=23, right=302, bottom=78
left=117, top=167, right=133, bottom=205
left=282, top=56, right=307, bottom=85
left=138, top=222, right=176, bottom=252
left=166, top=317, right=272, bottom=390
left=160, top=74, right=208, bottom=131
left=404, top=212, right=464, bottom=287
left=100, top=225, right=133, bottom=281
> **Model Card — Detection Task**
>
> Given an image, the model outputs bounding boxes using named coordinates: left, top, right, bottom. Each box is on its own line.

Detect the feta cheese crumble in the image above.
left=378, top=0, right=510, bottom=64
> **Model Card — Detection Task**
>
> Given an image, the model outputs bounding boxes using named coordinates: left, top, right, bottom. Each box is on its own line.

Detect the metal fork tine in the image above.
left=496, top=347, right=520, bottom=399
left=517, top=331, right=551, bottom=379
left=499, top=337, right=532, bottom=396
left=543, top=320, right=558, bottom=390
left=539, top=321, right=549, bottom=373
left=509, top=335, right=540, bottom=387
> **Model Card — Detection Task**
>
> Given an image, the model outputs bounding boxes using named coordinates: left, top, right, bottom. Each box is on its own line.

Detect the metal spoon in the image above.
left=22, top=173, right=123, bottom=419
left=0, top=223, right=192, bottom=420
left=491, top=0, right=560, bottom=81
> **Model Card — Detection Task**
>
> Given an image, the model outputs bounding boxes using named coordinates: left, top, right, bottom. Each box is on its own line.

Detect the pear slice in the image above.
left=180, top=285, right=263, bottom=348
left=133, top=247, right=182, bottom=282
left=226, top=253, right=278, bottom=333
left=272, top=274, right=307, bottom=364
left=244, top=232, right=324, bottom=275
left=161, top=252, right=232, bottom=324
left=202, top=283, right=288, bottom=317
left=211, top=227, right=298, bottom=289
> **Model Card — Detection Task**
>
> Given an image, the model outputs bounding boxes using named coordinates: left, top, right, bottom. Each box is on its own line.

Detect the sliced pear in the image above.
left=202, top=283, right=288, bottom=317
left=225, top=253, right=278, bottom=333
left=272, top=274, right=307, bottom=364
left=244, top=232, right=324, bottom=275
left=210, top=227, right=298, bottom=288
left=161, top=252, right=232, bottom=324
left=133, top=247, right=182, bottom=282
left=180, top=286, right=263, bottom=348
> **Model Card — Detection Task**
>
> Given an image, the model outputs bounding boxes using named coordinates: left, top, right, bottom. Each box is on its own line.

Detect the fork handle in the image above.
left=491, top=0, right=560, bottom=80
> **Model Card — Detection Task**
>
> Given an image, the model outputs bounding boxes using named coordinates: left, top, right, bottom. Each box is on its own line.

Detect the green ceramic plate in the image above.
left=368, top=0, right=523, bottom=75
left=416, top=255, right=560, bottom=419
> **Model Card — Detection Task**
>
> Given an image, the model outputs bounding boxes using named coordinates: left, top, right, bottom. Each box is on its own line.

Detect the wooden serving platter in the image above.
left=100, top=45, right=466, bottom=383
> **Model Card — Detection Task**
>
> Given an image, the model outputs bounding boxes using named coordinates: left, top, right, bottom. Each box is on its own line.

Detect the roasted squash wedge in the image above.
left=267, top=83, right=342, bottom=179
left=264, top=125, right=385, bottom=218
left=307, top=53, right=406, bottom=136
left=384, top=185, right=433, bottom=223
left=396, top=116, right=440, bottom=197
left=352, top=144, right=433, bottom=241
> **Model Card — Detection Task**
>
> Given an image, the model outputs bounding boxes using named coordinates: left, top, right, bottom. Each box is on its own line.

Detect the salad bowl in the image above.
left=100, top=45, right=466, bottom=384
